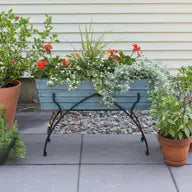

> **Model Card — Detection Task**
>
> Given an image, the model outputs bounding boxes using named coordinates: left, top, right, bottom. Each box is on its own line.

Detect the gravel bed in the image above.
left=53, top=110, right=156, bottom=135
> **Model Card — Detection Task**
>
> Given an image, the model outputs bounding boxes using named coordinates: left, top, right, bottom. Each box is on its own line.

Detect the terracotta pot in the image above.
left=0, top=80, right=21, bottom=128
left=190, top=139, right=192, bottom=152
left=158, top=133, right=191, bottom=166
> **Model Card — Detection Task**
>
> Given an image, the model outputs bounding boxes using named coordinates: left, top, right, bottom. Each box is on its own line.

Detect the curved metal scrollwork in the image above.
left=43, top=92, right=149, bottom=156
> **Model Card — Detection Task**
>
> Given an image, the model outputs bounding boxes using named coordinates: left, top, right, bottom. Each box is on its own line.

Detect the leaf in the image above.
left=178, top=124, right=185, bottom=131
left=188, top=113, right=192, bottom=120
left=178, top=132, right=183, bottom=140
left=169, top=129, right=176, bottom=138
left=184, top=128, right=190, bottom=138
left=184, top=115, right=189, bottom=121
left=167, top=119, right=176, bottom=125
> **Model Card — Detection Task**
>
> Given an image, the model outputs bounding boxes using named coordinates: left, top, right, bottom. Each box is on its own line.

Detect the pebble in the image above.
left=53, top=110, right=156, bottom=135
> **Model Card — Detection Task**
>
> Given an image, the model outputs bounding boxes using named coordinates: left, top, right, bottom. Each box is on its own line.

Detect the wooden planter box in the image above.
left=35, top=79, right=150, bottom=110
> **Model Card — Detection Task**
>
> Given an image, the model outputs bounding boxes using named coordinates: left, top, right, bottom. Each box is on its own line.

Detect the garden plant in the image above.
left=0, top=104, right=26, bottom=165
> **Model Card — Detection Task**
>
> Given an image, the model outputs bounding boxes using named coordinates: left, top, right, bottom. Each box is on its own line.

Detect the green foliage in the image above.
left=96, top=59, right=171, bottom=106
left=0, top=106, right=26, bottom=158
left=150, top=86, right=192, bottom=140
left=176, top=66, right=192, bottom=91
left=0, top=9, right=57, bottom=87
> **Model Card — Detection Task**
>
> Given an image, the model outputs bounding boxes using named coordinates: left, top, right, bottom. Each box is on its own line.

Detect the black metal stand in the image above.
left=43, top=93, right=150, bottom=157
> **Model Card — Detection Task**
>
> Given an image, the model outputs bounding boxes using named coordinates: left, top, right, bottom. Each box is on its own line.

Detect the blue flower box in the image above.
left=35, top=79, right=150, bottom=110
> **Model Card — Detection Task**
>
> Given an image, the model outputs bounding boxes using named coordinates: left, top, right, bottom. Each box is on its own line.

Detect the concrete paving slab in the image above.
left=82, top=134, right=164, bottom=164
left=7, top=135, right=81, bottom=165
left=0, top=165, right=78, bottom=192
left=171, top=165, right=192, bottom=192
left=16, top=112, right=52, bottom=134
left=79, top=165, right=177, bottom=192
left=186, top=151, right=192, bottom=164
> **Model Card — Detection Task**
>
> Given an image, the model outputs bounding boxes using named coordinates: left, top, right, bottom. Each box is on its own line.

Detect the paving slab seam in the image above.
left=168, top=166, right=180, bottom=192
left=80, top=163, right=165, bottom=165
left=77, top=135, right=84, bottom=192
left=4, top=162, right=165, bottom=166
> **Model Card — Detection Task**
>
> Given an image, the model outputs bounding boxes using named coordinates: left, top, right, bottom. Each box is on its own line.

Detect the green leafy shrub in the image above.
left=150, top=86, right=192, bottom=140
left=0, top=9, right=58, bottom=87
left=176, top=66, right=192, bottom=91
left=0, top=104, right=26, bottom=158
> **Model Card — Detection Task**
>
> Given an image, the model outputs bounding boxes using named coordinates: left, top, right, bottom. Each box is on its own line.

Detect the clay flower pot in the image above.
left=0, top=81, right=21, bottom=128
left=158, top=133, right=191, bottom=166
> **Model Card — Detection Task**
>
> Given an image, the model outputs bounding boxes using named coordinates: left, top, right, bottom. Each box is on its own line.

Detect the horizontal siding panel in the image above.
left=1, top=4, right=192, bottom=14
left=1, top=0, right=192, bottom=4
left=43, top=42, right=192, bottom=51
left=56, top=33, right=192, bottom=42
left=159, top=60, right=192, bottom=69
left=33, top=23, right=192, bottom=33
left=14, top=14, right=192, bottom=23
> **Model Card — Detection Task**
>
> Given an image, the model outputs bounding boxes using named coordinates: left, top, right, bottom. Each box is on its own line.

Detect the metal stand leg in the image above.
left=43, top=93, right=98, bottom=156
left=43, top=92, right=150, bottom=156
left=114, top=93, right=150, bottom=156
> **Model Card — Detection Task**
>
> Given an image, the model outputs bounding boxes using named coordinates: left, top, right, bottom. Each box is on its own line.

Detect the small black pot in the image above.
left=0, top=147, right=10, bottom=165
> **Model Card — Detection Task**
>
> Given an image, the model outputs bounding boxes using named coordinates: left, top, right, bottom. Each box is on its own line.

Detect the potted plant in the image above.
left=0, top=104, right=26, bottom=165
left=0, top=9, right=57, bottom=127
left=150, top=84, right=192, bottom=166
left=176, top=66, right=192, bottom=152
left=31, top=26, right=170, bottom=109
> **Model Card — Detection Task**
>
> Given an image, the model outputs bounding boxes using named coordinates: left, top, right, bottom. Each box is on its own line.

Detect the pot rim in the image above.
left=0, top=80, right=21, bottom=90
left=158, top=132, right=191, bottom=145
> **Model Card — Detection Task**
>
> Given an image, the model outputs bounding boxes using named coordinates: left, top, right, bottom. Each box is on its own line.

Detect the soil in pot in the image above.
left=0, top=80, right=21, bottom=127
left=158, top=134, right=191, bottom=166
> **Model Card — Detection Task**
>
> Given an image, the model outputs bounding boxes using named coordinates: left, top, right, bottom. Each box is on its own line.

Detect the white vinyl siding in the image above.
left=1, top=0, right=192, bottom=73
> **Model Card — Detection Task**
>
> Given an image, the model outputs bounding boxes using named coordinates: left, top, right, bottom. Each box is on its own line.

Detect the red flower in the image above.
left=10, top=60, right=15, bottom=63
left=43, top=44, right=53, bottom=53
left=132, top=44, right=141, bottom=51
left=62, top=58, right=68, bottom=67
left=14, top=16, right=20, bottom=20
left=37, top=60, right=48, bottom=70
left=108, top=49, right=118, bottom=55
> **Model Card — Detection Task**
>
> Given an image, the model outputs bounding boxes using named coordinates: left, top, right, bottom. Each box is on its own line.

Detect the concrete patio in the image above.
left=0, top=112, right=192, bottom=192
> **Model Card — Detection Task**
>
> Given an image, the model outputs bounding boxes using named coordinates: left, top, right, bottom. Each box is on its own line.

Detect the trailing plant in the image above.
left=0, top=9, right=58, bottom=87
left=0, top=104, right=26, bottom=158
left=150, top=83, right=192, bottom=140
left=94, top=59, right=171, bottom=105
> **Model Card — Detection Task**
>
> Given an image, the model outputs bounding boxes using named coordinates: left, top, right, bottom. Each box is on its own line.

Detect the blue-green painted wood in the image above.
left=38, top=96, right=149, bottom=103
left=38, top=90, right=149, bottom=97
left=35, top=79, right=150, bottom=110
left=39, top=102, right=150, bottom=110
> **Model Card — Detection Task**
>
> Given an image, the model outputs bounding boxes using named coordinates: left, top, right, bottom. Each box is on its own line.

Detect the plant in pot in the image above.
left=0, top=104, right=26, bottom=165
left=0, top=9, right=58, bottom=127
left=176, top=66, right=192, bottom=152
left=31, top=26, right=170, bottom=109
left=150, top=85, right=192, bottom=166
